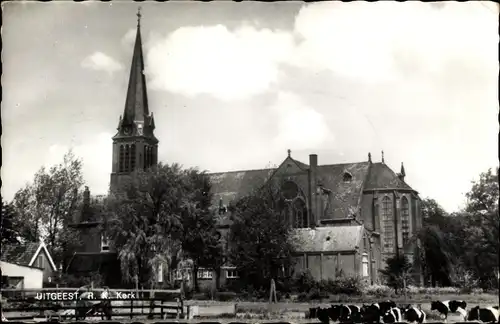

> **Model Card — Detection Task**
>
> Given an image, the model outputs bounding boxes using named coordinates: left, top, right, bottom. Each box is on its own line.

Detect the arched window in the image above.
left=343, top=172, right=353, bottom=182
left=362, top=253, right=369, bottom=277
left=124, top=145, right=130, bottom=172
left=401, top=197, right=410, bottom=245
left=119, top=145, right=124, bottom=172
left=149, top=147, right=153, bottom=167
left=282, top=181, right=299, bottom=200
left=293, top=198, right=308, bottom=228
left=131, top=144, right=136, bottom=170
left=381, top=196, right=394, bottom=253
left=144, top=145, right=148, bottom=170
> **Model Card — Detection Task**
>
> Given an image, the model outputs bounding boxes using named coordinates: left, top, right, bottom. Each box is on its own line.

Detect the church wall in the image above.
left=307, top=255, right=321, bottom=280
left=78, top=227, right=101, bottom=253
left=360, top=193, right=374, bottom=230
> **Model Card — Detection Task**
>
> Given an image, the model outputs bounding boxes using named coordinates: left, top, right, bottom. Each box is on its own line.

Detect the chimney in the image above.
left=309, top=154, right=318, bottom=228
left=83, top=186, right=90, bottom=208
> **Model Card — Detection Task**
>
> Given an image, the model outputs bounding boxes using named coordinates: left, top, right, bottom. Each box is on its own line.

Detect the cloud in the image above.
left=146, top=25, right=294, bottom=101
left=121, top=28, right=136, bottom=48
left=291, top=1, right=497, bottom=83
left=143, top=1, right=497, bottom=101
left=271, top=92, right=334, bottom=150
left=81, top=51, right=124, bottom=74
left=44, top=133, right=112, bottom=196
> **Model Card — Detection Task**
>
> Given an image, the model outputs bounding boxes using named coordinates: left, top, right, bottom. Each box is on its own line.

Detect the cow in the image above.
left=326, top=305, right=342, bottom=322
left=382, top=307, right=403, bottom=324
left=347, top=305, right=363, bottom=323
left=467, top=306, right=499, bottom=323
left=361, top=301, right=397, bottom=324
left=430, top=300, right=467, bottom=321
left=317, top=307, right=331, bottom=324
left=402, top=305, right=426, bottom=324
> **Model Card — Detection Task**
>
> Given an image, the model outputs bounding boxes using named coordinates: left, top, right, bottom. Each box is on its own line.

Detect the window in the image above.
left=119, top=145, right=125, bottom=172
left=226, top=269, right=239, bottom=279
left=158, top=264, right=163, bottom=283
left=174, top=270, right=182, bottom=280
left=343, top=172, right=353, bottom=182
left=362, top=253, right=369, bottom=277
left=293, top=198, right=308, bottom=228
left=144, top=145, right=149, bottom=170
left=36, top=255, right=44, bottom=268
left=381, top=196, right=395, bottom=253
left=282, top=181, right=299, bottom=200
left=101, top=235, right=110, bottom=252
left=131, top=144, right=136, bottom=170
left=124, top=145, right=130, bottom=172
left=197, top=269, right=213, bottom=279
left=401, top=197, right=410, bottom=245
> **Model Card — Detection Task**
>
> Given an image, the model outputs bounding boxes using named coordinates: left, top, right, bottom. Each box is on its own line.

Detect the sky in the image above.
left=1, top=1, right=498, bottom=212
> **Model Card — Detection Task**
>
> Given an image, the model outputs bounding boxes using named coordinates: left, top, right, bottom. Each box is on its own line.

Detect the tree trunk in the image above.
left=193, top=264, right=199, bottom=292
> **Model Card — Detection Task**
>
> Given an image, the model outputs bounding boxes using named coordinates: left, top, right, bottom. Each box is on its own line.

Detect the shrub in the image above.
left=364, top=284, right=393, bottom=298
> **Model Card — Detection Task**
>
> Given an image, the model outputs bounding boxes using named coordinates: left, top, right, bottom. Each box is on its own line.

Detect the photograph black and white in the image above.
left=1, top=1, right=499, bottom=323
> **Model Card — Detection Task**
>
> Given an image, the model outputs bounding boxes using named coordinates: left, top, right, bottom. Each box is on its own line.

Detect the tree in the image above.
left=179, top=169, right=224, bottom=292
left=229, top=181, right=296, bottom=291
left=103, top=163, right=187, bottom=287
left=11, top=150, right=84, bottom=268
left=380, top=254, right=413, bottom=295
left=0, top=198, right=20, bottom=246
left=461, top=168, right=499, bottom=288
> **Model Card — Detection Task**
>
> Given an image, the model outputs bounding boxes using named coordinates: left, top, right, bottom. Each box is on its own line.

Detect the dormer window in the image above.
left=101, top=234, right=110, bottom=252
left=343, top=172, right=353, bottom=183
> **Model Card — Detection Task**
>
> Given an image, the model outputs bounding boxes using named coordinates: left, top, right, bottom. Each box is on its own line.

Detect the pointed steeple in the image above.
left=122, top=6, right=149, bottom=127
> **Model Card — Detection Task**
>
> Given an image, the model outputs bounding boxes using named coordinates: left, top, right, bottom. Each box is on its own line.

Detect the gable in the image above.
left=28, top=243, right=58, bottom=271
left=364, top=162, right=414, bottom=191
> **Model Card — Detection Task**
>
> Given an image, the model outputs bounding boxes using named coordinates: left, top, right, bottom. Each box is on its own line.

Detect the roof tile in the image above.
left=0, top=243, right=39, bottom=266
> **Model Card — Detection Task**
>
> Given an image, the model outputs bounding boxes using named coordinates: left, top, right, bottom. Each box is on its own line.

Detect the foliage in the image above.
left=380, top=254, right=413, bottom=294
left=0, top=198, right=20, bottom=246
left=179, top=168, right=224, bottom=292
left=10, top=150, right=84, bottom=268
left=103, top=163, right=186, bottom=287
left=228, top=181, right=297, bottom=291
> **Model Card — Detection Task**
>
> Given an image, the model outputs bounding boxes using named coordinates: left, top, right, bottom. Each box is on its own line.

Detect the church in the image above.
left=67, top=12, right=423, bottom=288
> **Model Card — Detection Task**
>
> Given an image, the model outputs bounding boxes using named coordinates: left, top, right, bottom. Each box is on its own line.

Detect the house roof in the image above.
left=291, top=225, right=364, bottom=252
left=0, top=241, right=58, bottom=271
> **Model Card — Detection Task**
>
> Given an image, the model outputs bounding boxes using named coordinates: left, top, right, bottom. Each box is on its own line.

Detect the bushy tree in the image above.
left=10, top=150, right=84, bottom=268
left=229, top=181, right=296, bottom=291
left=179, top=168, right=223, bottom=292
left=103, top=163, right=185, bottom=287
left=380, top=254, right=413, bottom=294
left=0, top=198, right=20, bottom=246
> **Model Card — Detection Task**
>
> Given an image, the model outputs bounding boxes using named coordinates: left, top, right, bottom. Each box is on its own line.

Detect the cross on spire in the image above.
left=137, top=7, right=142, bottom=27
left=287, top=149, right=291, bottom=157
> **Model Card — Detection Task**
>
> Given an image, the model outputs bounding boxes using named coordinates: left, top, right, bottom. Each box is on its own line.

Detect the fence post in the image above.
left=130, top=299, right=134, bottom=319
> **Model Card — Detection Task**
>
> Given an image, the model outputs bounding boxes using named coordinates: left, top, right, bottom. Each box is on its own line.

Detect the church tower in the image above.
left=110, top=8, right=159, bottom=192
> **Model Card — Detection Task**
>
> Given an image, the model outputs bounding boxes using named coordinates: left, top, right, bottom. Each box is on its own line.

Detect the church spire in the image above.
left=122, top=7, right=149, bottom=127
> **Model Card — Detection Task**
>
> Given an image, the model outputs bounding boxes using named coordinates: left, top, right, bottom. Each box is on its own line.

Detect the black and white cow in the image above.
left=382, top=307, right=403, bottom=323
left=467, top=306, right=499, bottom=323
left=317, top=307, right=331, bottom=324
left=402, top=305, right=426, bottom=324
left=430, top=300, right=467, bottom=321
left=361, top=301, right=397, bottom=324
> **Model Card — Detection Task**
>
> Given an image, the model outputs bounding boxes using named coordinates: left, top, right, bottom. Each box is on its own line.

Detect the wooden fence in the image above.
left=1, top=287, right=187, bottom=321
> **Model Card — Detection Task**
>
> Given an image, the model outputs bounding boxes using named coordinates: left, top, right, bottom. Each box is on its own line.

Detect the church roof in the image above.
left=364, top=162, right=413, bottom=191
left=208, top=155, right=417, bottom=222
left=291, top=226, right=364, bottom=252
left=122, top=13, right=149, bottom=125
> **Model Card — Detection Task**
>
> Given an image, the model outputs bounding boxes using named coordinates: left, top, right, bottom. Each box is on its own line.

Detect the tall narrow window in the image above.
left=150, top=147, right=154, bottom=167
left=119, top=145, right=125, bottom=172
left=101, top=234, right=110, bottom=252
left=144, top=145, right=148, bottom=170
left=124, top=145, right=130, bottom=172
left=401, top=197, right=410, bottom=245
left=158, top=264, right=163, bottom=283
left=381, top=196, right=394, bottom=253
left=293, top=198, right=308, bottom=228
left=131, top=144, right=136, bottom=170
left=362, top=253, right=369, bottom=277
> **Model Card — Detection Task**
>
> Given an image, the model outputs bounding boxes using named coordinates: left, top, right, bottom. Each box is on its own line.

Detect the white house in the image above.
left=0, top=261, right=44, bottom=289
